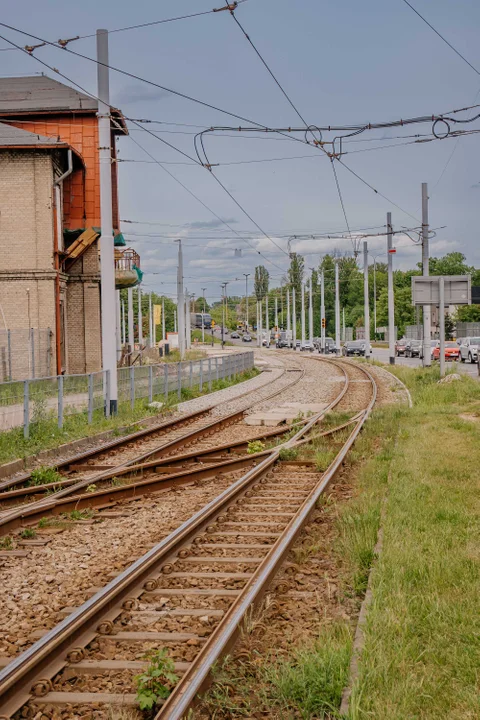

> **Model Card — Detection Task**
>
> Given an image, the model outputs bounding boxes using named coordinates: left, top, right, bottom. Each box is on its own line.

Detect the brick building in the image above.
left=0, top=75, right=133, bottom=376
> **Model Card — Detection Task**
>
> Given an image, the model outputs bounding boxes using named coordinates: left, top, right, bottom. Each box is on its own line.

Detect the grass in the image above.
left=0, top=367, right=259, bottom=467
left=28, top=466, right=62, bottom=487
left=347, top=367, right=480, bottom=719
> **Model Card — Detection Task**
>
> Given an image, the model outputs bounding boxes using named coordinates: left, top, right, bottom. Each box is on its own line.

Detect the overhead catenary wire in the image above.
left=400, top=0, right=480, bottom=76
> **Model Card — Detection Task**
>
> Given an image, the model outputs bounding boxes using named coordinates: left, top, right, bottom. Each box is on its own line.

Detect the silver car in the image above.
left=459, top=337, right=480, bottom=363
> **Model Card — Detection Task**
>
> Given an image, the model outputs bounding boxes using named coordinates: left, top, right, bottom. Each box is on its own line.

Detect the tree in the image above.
left=454, top=305, right=480, bottom=323
left=444, top=314, right=455, bottom=340
left=428, top=252, right=473, bottom=277
left=254, top=266, right=269, bottom=301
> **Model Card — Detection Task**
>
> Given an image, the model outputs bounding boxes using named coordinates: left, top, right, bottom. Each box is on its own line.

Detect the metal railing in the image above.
left=0, top=352, right=254, bottom=438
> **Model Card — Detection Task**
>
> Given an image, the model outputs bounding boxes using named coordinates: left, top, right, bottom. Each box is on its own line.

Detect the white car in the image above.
left=459, top=337, right=480, bottom=363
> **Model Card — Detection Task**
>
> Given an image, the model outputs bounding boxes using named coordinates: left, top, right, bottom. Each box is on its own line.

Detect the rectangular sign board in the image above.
left=411, top=275, right=471, bottom=306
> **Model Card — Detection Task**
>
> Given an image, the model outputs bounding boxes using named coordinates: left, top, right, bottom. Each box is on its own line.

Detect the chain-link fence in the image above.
left=0, top=329, right=53, bottom=382
left=0, top=351, right=254, bottom=438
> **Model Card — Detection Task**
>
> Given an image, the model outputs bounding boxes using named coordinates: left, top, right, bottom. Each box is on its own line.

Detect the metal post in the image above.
left=243, top=274, right=250, bottom=331
left=292, top=288, right=297, bottom=348
left=422, top=183, right=431, bottom=367
left=301, top=282, right=306, bottom=344
left=222, top=285, right=226, bottom=348
left=373, top=259, right=377, bottom=337
left=148, top=365, right=153, bottom=402
left=116, top=289, right=122, bottom=362
left=174, top=309, right=177, bottom=333
left=30, top=328, right=35, bottom=378
left=216, top=356, right=219, bottom=381
left=274, top=296, right=278, bottom=332
left=105, top=369, right=111, bottom=418
left=138, top=285, right=143, bottom=348
left=23, top=379, right=29, bottom=439
left=363, top=241, right=371, bottom=359
left=199, top=359, right=203, bottom=392
left=265, top=296, right=269, bottom=346
left=387, top=212, right=395, bottom=365
left=185, top=291, right=191, bottom=351
left=320, top=270, right=325, bottom=353
left=162, top=297, right=166, bottom=342
left=439, top=276, right=445, bottom=377
left=97, top=29, right=118, bottom=414
left=7, top=329, right=11, bottom=381
left=208, top=357, right=212, bottom=390
left=58, top=375, right=63, bottom=429
left=286, top=289, right=291, bottom=335
left=201, top=288, right=206, bottom=344
left=335, top=262, right=340, bottom=354
left=163, top=364, right=168, bottom=398
left=177, top=239, right=185, bottom=359
left=308, top=270, right=314, bottom=344
left=129, top=366, right=135, bottom=410
left=88, top=373, right=94, bottom=423
left=189, top=360, right=193, bottom=388
left=121, top=299, right=126, bottom=346
left=127, top=287, right=134, bottom=355
left=177, top=362, right=182, bottom=400
left=148, top=292, right=153, bottom=348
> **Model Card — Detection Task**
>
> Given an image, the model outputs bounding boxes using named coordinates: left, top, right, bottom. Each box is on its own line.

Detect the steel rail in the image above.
left=0, top=360, right=347, bottom=717
left=0, top=364, right=306, bottom=532
left=155, top=359, right=377, bottom=719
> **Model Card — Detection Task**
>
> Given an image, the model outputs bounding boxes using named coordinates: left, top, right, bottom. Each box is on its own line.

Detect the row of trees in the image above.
left=236, top=252, right=480, bottom=338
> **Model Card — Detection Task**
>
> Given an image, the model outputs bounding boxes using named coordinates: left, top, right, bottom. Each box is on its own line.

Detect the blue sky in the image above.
left=2, top=0, right=480, bottom=302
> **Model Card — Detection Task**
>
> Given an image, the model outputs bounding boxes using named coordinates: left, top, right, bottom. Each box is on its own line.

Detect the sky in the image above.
left=2, top=0, right=480, bottom=303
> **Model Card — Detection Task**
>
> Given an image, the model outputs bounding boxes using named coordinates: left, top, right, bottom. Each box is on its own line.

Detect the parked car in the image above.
left=242, top=334, right=252, bottom=342
left=230, top=331, right=240, bottom=339
left=395, top=338, right=409, bottom=356
left=322, top=337, right=337, bottom=354
left=432, top=341, right=460, bottom=362
left=405, top=339, right=422, bottom=358
left=276, top=338, right=289, bottom=348
left=342, top=340, right=367, bottom=357
left=295, top=340, right=301, bottom=349
left=459, top=337, right=480, bottom=363
left=300, top=341, right=314, bottom=352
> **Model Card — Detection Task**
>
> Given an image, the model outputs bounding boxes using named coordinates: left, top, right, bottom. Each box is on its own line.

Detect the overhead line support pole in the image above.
left=363, top=241, right=370, bottom=359
left=97, top=28, right=117, bottom=414
left=422, top=182, right=431, bottom=367
left=387, top=212, right=395, bottom=365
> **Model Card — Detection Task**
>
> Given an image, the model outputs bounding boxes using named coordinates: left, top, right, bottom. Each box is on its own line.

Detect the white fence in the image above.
left=0, top=352, right=254, bottom=438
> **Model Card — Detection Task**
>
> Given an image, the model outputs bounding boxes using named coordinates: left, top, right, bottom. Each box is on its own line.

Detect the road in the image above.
left=226, top=334, right=479, bottom=378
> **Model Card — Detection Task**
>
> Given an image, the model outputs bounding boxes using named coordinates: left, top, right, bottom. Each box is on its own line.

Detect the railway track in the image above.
left=0, top=357, right=376, bottom=719
left=0, top=360, right=307, bottom=535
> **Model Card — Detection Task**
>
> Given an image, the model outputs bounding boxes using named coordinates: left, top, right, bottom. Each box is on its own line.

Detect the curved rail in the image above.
left=0, top=358, right=374, bottom=718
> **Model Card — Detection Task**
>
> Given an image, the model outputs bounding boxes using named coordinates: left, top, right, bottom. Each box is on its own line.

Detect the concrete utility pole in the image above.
left=222, top=284, right=226, bottom=348
left=176, top=239, right=185, bottom=359
left=335, top=261, right=340, bottom=353
left=439, top=276, right=445, bottom=377
left=308, top=270, right=314, bottom=343
left=115, top=290, right=121, bottom=362
left=292, top=288, right=297, bottom=348
left=201, top=287, right=206, bottom=343
left=185, top=290, right=191, bottom=350
left=363, top=241, right=371, bottom=359
left=138, top=285, right=143, bottom=348
left=387, top=212, right=395, bottom=365
left=174, top=309, right=177, bottom=333
left=286, top=289, right=291, bottom=334
left=97, top=29, right=117, bottom=413
left=243, top=274, right=250, bottom=330
left=342, top=307, right=345, bottom=343
left=274, top=296, right=278, bottom=331
left=127, top=287, right=134, bottom=353
left=121, top=300, right=125, bottom=346
left=162, top=296, right=165, bottom=342
left=422, top=182, right=431, bottom=367
left=320, top=270, right=325, bottom=353
left=301, top=282, right=306, bottom=344
left=148, top=292, right=153, bottom=347
left=265, top=295, right=269, bottom=346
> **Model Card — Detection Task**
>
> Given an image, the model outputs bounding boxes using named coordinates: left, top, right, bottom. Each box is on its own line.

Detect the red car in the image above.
left=432, top=341, right=460, bottom=361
